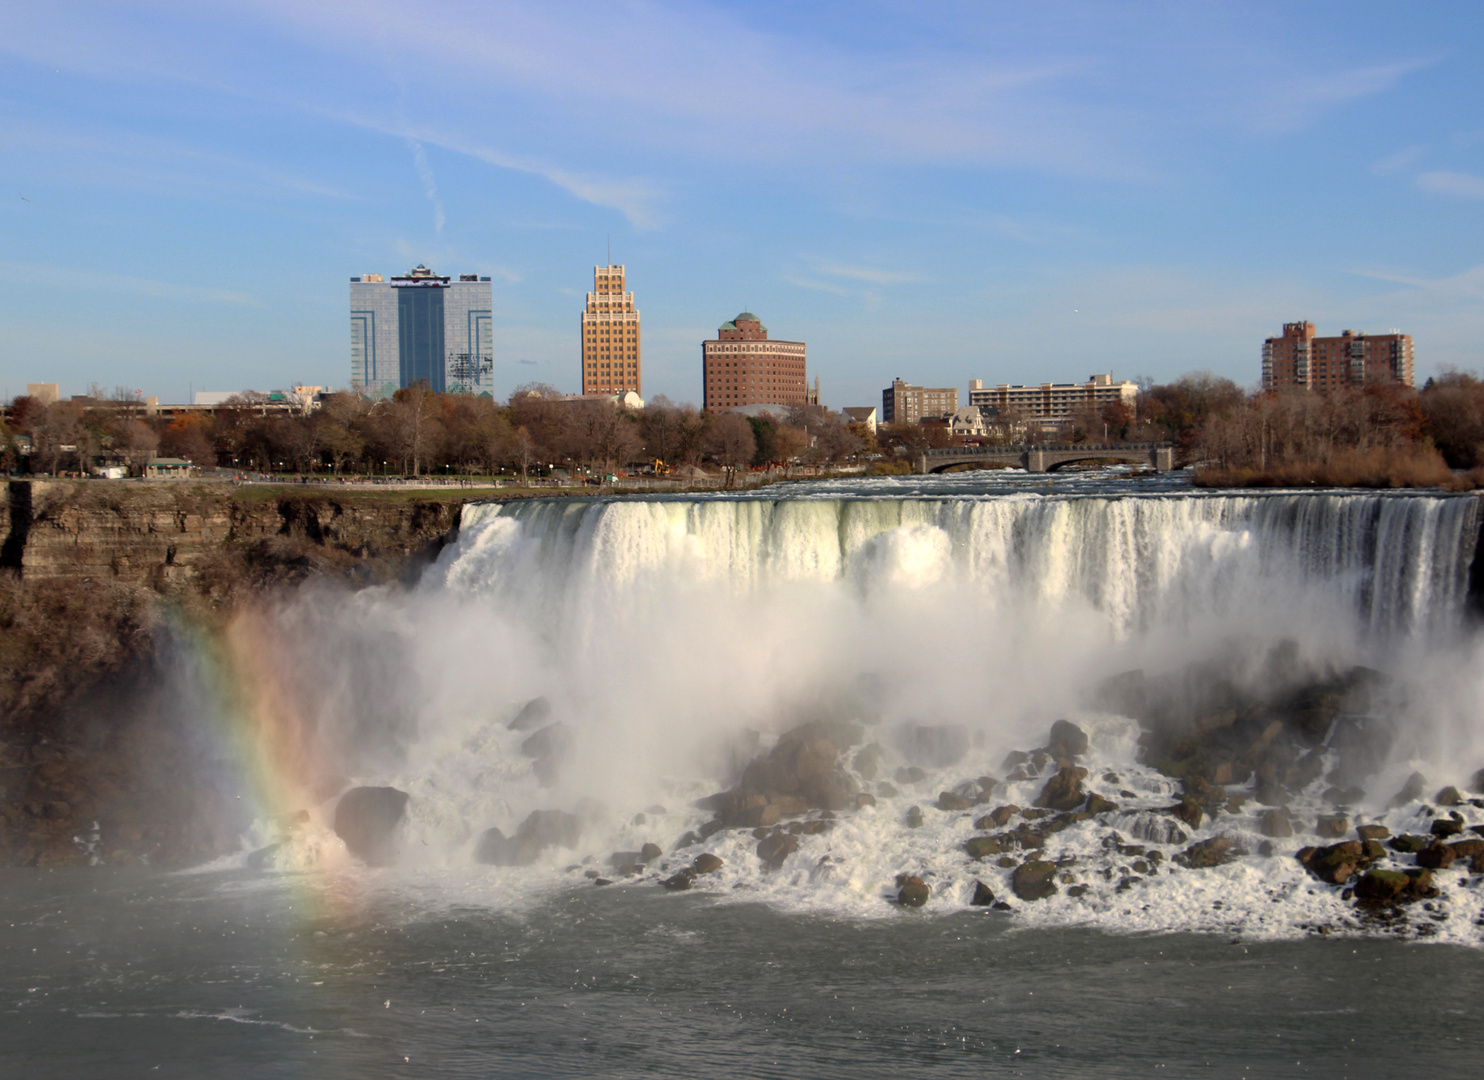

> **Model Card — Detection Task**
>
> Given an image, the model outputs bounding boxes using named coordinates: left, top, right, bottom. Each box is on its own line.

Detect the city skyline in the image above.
left=3, top=2, right=1483, bottom=408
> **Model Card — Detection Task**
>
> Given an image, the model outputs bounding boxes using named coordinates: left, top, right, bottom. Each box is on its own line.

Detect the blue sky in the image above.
left=1, top=1, right=1482, bottom=408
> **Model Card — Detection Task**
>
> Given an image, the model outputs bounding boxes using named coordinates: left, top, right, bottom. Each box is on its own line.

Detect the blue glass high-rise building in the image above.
left=350, top=265, right=493, bottom=397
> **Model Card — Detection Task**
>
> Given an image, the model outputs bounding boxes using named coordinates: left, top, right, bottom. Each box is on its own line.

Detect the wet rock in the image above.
left=1000, top=750, right=1031, bottom=773
left=1354, top=867, right=1433, bottom=907
left=1167, top=798, right=1203, bottom=830
left=756, top=832, right=799, bottom=869
left=1046, top=720, right=1089, bottom=761
left=662, top=869, right=695, bottom=890
left=1085, top=793, right=1119, bottom=816
left=1356, top=824, right=1391, bottom=841
left=896, top=874, right=930, bottom=907
left=593, top=878, right=613, bottom=887
left=894, top=766, right=926, bottom=785
left=1469, top=767, right=1484, bottom=795
left=1258, top=808, right=1293, bottom=838
left=964, top=836, right=1005, bottom=860
left=1436, top=786, right=1464, bottom=807
left=640, top=842, right=662, bottom=863
left=1298, top=840, right=1366, bottom=884
left=1012, top=860, right=1059, bottom=901
left=692, top=853, right=723, bottom=874
left=855, top=793, right=877, bottom=809
left=1124, top=813, right=1189, bottom=847
left=1415, top=842, right=1456, bottom=870
left=1388, top=771, right=1426, bottom=809
left=508, top=696, right=552, bottom=731
left=1315, top=814, right=1349, bottom=839
left=970, top=880, right=996, bottom=906
left=709, top=720, right=862, bottom=821
left=876, top=782, right=900, bottom=798
left=979, top=805, right=1019, bottom=829
left=852, top=744, right=884, bottom=781
left=1430, top=818, right=1464, bottom=839
left=475, top=809, right=582, bottom=867
left=1178, top=836, right=1238, bottom=869
left=674, top=830, right=700, bottom=850
left=1447, top=838, right=1484, bottom=861
left=1035, top=767, right=1089, bottom=812
left=1390, top=834, right=1430, bottom=853
left=904, top=805, right=924, bottom=829
left=521, top=723, right=574, bottom=786
left=333, top=786, right=409, bottom=866
left=936, top=791, right=975, bottom=812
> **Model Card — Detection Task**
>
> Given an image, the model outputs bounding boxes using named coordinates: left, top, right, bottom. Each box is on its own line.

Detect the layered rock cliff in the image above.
left=0, top=480, right=474, bottom=867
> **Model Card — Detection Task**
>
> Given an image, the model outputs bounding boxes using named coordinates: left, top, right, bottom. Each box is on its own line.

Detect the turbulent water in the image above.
left=7, top=472, right=1484, bottom=1076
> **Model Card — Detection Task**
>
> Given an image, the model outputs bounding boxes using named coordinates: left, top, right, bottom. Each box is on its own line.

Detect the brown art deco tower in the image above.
left=580, top=264, right=641, bottom=396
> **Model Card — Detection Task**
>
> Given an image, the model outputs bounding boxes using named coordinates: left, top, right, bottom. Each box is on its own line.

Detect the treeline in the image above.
left=0, top=384, right=864, bottom=477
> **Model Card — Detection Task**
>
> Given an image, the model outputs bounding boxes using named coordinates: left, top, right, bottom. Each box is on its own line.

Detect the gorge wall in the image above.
left=0, top=480, right=475, bottom=868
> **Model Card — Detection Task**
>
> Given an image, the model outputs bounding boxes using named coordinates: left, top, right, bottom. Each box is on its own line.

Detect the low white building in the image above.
left=950, top=406, right=986, bottom=438
left=841, top=406, right=878, bottom=434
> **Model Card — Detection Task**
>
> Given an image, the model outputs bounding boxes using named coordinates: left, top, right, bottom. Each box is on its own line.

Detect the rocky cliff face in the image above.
left=0, top=480, right=474, bottom=868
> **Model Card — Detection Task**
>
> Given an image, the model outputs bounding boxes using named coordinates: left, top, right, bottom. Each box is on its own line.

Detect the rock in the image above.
left=692, top=853, right=723, bottom=874
left=1415, top=842, right=1456, bottom=870
left=674, top=830, right=700, bottom=850
left=970, top=880, right=996, bottom=906
left=1436, top=785, right=1464, bottom=806
left=1388, top=771, right=1426, bottom=808
left=1046, top=720, right=1089, bottom=761
left=904, top=806, right=924, bottom=829
left=1431, top=818, right=1464, bottom=839
left=1299, top=840, right=1366, bottom=884
left=333, top=786, right=409, bottom=866
left=1012, top=860, right=1059, bottom=901
left=640, top=842, right=662, bottom=863
left=1447, top=838, right=1484, bottom=860
left=1178, top=836, right=1237, bottom=869
left=1315, top=814, right=1349, bottom=839
left=521, top=723, right=574, bottom=785
left=756, top=832, right=799, bottom=869
left=1085, top=793, right=1119, bottom=816
left=936, top=791, right=974, bottom=812
left=1354, top=867, right=1433, bottom=907
left=508, top=696, right=552, bottom=731
left=1125, top=813, right=1189, bottom=847
left=1469, top=767, right=1484, bottom=795
left=1167, top=798, right=1203, bottom=829
left=1000, top=750, right=1031, bottom=772
left=1259, top=809, right=1293, bottom=838
left=855, top=793, right=877, bottom=809
left=964, top=836, right=1005, bottom=859
left=980, top=805, right=1019, bottom=829
left=662, top=870, right=695, bottom=890
left=1035, top=767, right=1088, bottom=812
left=593, top=878, right=613, bottom=887
left=1356, top=824, right=1390, bottom=841
left=1389, top=833, right=1430, bottom=853
left=474, top=809, right=582, bottom=867
left=852, top=744, right=884, bottom=781
left=896, top=874, right=931, bottom=907
left=894, top=766, right=926, bottom=785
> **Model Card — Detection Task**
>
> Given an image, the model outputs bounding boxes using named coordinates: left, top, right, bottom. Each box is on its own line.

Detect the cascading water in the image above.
left=221, top=483, right=1484, bottom=941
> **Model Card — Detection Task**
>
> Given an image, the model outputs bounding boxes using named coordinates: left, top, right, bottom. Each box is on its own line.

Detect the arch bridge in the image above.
left=916, top=442, right=1175, bottom=475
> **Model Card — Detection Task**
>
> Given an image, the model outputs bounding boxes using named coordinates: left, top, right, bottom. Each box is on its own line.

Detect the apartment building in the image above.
left=968, top=374, right=1137, bottom=425
left=702, top=312, right=807, bottom=411
left=1261, top=322, right=1414, bottom=393
left=881, top=378, right=958, bottom=424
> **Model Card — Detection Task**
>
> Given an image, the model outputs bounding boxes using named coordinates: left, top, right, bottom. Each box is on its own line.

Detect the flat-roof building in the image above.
left=968, top=374, right=1137, bottom=426
left=580, top=265, right=642, bottom=397
left=351, top=266, right=493, bottom=397
left=702, top=312, right=807, bottom=412
left=882, top=379, right=958, bottom=424
left=1261, top=322, right=1413, bottom=393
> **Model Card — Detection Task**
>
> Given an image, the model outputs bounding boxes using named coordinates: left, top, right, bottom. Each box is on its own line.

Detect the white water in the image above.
left=241, top=483, right=1484, bottom=942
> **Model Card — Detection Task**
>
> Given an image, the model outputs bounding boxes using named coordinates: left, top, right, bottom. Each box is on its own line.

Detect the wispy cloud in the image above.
left=781, top=275, right=850, bottom=297
left=1416, top=170, right=1484, bottom=199
left=408, top=139, right=445, bottom=233
left=1252, top=59, right=1434, bottom=132
left=814, top=262, right=924, bottom=286
left=1371, top=145, right=1426, bottom=175
left=0, top=261, right=258, bottom=305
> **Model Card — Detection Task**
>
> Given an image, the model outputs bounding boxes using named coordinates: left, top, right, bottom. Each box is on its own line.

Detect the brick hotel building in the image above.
left=702, top=312, right=807, bottom=411
left=580, top=265, right=642, bottom=396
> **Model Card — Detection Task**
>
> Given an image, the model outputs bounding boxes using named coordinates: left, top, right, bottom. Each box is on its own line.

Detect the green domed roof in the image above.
left=735, top=311, right=759, bottom=322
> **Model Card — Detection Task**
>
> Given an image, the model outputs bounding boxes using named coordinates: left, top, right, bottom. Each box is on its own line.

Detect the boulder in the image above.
left=756, top=832, right=799, bottom=869
left=1035, top=767, right=1089, bottom=812
left=1470, top=767, right=1484, bottom=795
left=1178, top=836, right=1237, bottom=869
left=733, top=720, right=862, bottom=813
left=1390, top=834, right=1430, bottom=853
left=521, top=723, right=574, bottom=786
left=663, top=870, right=695, bottom=890
left=894, top=766, right=926, bottom=785
left=1354, top=867, right=1433, bottom=907
left=1046, top=720, right=1089, bottom=761
left=893, top=724, right=970, bottom=768
left=1085, top=793, right=1119, bottom=816
left=980, top=805, right=1020, bottom=829
left=970, top=880, right=996, bottom=906
left=508, top=696, right=552, bottom=731
left=1259, top=809, right=1293, bottom=838
left=474, top=809, right=582, bottom=867
left=640, top=842, right=663, bottom=863
left=1431, top=818, right=1464, bottom=839
left=1447, top=838, right=1484, bottom=860
left=692, top=853, right=724, bottom=874
left=333, top=786, right=409, bottom=866
left=1168, top=798, right=1204, bottom=829
left=1299, top=840, right=1366, bottom=884
left=904, top=805, right=924, bottom=829
left=964, top=835, right=1005, bottom=860
left=1315, top=814, right=1349, bottom=839
left=1356, top=824, right=1391, bottom=841
left=1012, top=860, right=1059, bottom=901
left=896, top=874, right=931, bottom=907
left=1387, top=771, right=1426, bottom=809
left=852, top=744, right=884, bottom=781
left=936, top=791, right=975, bottom=812
left=1436, top=786, right=1464, bottom=807
left=1415, top=842, right=1456, bottom=870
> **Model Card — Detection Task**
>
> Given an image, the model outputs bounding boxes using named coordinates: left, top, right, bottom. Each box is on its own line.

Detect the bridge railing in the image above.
left=922, top=442, right=1172, bottom=456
